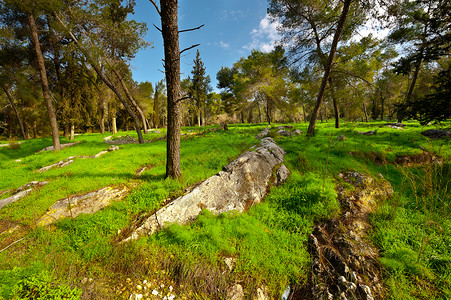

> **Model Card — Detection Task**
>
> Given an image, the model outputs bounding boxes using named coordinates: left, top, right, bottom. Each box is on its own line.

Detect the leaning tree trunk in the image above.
left=55, top=15, right=143, bottom=143
left=28, top=14, right=60, bottom=150
left=307, top=0, right=352, bottom=135
left=114, top=70, right=148, bottom=134
left=1, top=84, right=27, bottom=140
left=398, top=23, right=428, bottom=123
left=161, top=0, right=182, bottom=178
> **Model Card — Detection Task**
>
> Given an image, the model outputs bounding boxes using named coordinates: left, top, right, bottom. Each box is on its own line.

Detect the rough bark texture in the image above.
left=307, top=0, right=352, bottom=135
left=123, top=137, right=289, bottom=241
left=161, top=0, right=182, bottom=178
left=28, top=14, right=61, bottom=150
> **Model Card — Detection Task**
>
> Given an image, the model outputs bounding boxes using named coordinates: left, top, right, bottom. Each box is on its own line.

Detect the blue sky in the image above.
left=129, top=0, right=279, bottom=91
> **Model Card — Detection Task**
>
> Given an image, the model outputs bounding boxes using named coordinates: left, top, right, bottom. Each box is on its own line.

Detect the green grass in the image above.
left=0, top=120, right=450, bottom=299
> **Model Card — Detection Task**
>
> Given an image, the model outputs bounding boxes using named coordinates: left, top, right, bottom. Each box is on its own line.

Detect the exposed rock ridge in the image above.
left=291, top=172, right=393, bottom=300
left=38, top=185, right=129, bottom=226
left=124, top=137, right=289, bottom=242
left=0, top=181, right=48, bottom=210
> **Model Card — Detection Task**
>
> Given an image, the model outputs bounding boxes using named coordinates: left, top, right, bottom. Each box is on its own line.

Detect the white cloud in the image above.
left=244, top=14, right=281, bottom=53
left=220, top=9, right=245, bottom=21
left=219, top=41, right=230, bottom=49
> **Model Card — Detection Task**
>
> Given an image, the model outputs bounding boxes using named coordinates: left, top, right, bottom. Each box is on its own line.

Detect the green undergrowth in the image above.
left=149, top=172, right=338, bottom=295
left=0, top=121, right=450, bottom=299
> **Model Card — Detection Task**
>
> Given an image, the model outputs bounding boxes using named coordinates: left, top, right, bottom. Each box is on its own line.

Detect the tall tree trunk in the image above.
left=70, top=122, right=75, bottom=140
left=328, top=78, right=340, bottom=128
left=1, top=84, right=27, bottom=140
left=33, top=120, right=37, bottom=138
left=56, top=15, right=143, bottom=143
left=323, top=103, right=328, bottom=122
left=154, top=84, right=160, bottom=129
left=362, top=103, right=369, bottom=122
left=112, top=116, right=117, bottom=134
left=64, top=124, right=69, bottom=138
left=161, top=0, right=182, bottom=178
left=398, top=59, right=422, bottom=123
left=28, top=14, right=61, bottom=150
left=114, top=70, right=148, bottom=134
left=100, top=97, right=106, bottom=134
left=380, top=92, right=385, bottom=120
left=307, top=0, right=352, bottom=135
left=266, top=99, right=271, bottom=125
left=197, top=110, right=201, bottom=127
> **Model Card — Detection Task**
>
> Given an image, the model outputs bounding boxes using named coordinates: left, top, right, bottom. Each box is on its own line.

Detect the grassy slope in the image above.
left=0, top=121, right=449, bottom=299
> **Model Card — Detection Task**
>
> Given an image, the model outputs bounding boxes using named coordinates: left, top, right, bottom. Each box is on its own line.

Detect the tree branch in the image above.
left=148, top=0, right=161, bottom=16
left=153, top=23, right=162, bottom=33
left=179, top=24, right=205, bottom=33
left=180, top=44, right=200, bottom=55
left=177, top=95, right=191, bottom=102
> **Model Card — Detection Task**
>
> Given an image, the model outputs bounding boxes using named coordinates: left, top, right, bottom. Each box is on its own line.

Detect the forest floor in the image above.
left=0, top=121, right=450, bottom=299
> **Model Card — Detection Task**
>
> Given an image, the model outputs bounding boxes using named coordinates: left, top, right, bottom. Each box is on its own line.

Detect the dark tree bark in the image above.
left=161, top=0, right=182, bottom=178
left=328, top=78, right=340, bottom=128
left=307, top=0, right=352, bottom=135
left=1, top=84, right=27, bottom=139
left=28, top=13, right=61, bottom=150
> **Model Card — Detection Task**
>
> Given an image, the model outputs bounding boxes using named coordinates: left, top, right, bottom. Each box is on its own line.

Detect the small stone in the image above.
left=143, top=280, right=147, bottom=284
left=160, top=283, right=165, bottom=288
left=136, top=285, right=142, bottom=290
left=337, top=134, right=346, bottom=141
left=81, top=277, right=88, bottom=284
left=350, top=271, right=358, bottom=282
left=281, top=285, right=291, bottom=300
left=277, top=130, right=291, bottom=136
left=152, top=289, right=159, bottom=296
left=163, top=294, right=176, bottom=300
left=169, top=286, right=173, bottom=292
left=15, top=159, right=22, bottom=162
left=224, top=257, right=236, bottom=271
left=227, top=284, right=245, bottom=300
left=340, top=292, right=348, bottom=300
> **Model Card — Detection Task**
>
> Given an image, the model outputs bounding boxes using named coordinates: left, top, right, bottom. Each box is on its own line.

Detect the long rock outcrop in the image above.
left=124, top=137, right=289, bottom=241
left=291, top=172, right=393, bottom=300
